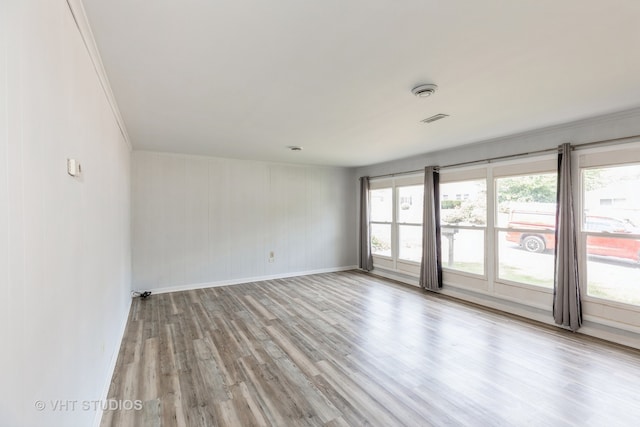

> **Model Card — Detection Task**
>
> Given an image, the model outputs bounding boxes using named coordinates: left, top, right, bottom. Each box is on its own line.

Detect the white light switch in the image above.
left=67, top=158, right=81, bottom=177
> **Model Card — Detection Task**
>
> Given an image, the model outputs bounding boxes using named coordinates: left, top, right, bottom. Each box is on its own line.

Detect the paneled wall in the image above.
left=0, top=1, right=131, bottom=426
left=132, top=151, right=357, bottom=292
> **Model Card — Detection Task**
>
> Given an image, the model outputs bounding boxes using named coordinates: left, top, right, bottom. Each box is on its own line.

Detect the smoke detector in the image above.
left=412, top=84, right=438, bottom=97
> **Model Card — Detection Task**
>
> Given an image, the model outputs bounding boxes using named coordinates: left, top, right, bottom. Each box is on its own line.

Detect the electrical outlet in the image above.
left=269, top=251, right=275, bottom=263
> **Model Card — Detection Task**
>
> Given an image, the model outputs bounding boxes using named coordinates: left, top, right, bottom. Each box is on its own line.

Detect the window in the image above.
left=440, top=179, right=486, bottom=275
left=370, top=188, right=392, bottom=257
left=365, top=144, right=640, bottom=335
left=496, top=172, right=557, bottom=288
left=582, top=164, right=640, bottom=306
left=398, top=185, right=423, bottom=262
left=369, top=175, right=424, bottom=275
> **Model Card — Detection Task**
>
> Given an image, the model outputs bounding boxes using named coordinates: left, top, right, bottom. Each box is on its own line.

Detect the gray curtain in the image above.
left=419, top=166, right=442, bottom=290
left=359, top=176, right=373, bottom=271
left=553, top=143, right=582, bottom=331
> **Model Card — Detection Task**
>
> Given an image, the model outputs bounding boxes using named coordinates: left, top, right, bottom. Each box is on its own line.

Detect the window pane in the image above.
left=583, top=164, right=640, bottom=229
left=399, top=225, right=422, bottom=262
left=370, top=188, right=392, bottom=222
left=583, top=164, right=640, bottom=305
left=586, top=235, right=640, bottom=305
left=398, top=185, right=423, bottom=224
left=496, top=173, right=557, bottom=228
left=371, top=223, right=391, bottom=257
left=440, top=180, right=487, bottom=226
left=441, top=228, right=484, bottom=275
left=498, top=231, right=555, bottom=288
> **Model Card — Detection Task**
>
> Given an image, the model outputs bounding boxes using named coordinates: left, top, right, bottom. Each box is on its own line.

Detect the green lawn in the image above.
left=588, top=281, right=640, bottom=306
left=499, top=265, right=554, bottom=288
left=443, top=261, right=484, bottom=276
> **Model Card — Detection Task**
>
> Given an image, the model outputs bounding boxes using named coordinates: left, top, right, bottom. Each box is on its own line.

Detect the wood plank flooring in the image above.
left=101, top=271, right=640, bottom=427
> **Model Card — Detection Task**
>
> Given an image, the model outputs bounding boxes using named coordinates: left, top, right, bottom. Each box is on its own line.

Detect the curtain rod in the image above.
left=367, top=133, right=640, bottom=180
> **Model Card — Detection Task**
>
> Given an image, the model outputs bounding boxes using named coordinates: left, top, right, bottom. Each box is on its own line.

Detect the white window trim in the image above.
left=370, top=174, right=423, bottom=276
left=440, top=157, right=559, bottom=308
left=578, top=146, right=640, bottom=313
left=493, top=169, right=558, bottom=291
left=439, top=170, right=489, bottom=280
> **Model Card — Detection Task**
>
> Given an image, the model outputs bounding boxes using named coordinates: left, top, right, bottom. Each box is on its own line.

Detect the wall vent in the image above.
left=421, top=114, right=449, bottom=124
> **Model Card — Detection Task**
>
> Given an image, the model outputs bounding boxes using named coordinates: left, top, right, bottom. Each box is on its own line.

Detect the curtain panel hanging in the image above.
left=359, top=176, right=373, bottom=271
left=553, top=143, right=582, bottom=331
left=419, top=166, right=442, bottom=291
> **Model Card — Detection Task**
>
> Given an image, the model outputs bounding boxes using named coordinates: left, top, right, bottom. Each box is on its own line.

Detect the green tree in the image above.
left=497, top=175, right=556, bottom=204
left=441, top=189, right=486, bottom=225
left=583, top=169, right=607, bottom=191
left=371, top=235, right=390, bottom=252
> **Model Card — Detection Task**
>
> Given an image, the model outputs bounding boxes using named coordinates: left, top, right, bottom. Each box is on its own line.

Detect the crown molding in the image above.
left=65, top=0, right=132, bottom=150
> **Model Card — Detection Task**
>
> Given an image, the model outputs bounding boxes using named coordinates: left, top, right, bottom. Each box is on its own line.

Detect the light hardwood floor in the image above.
left=101, top=271, right=640, bottom=427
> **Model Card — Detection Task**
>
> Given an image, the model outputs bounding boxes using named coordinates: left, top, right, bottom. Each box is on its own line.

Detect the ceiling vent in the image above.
left=421, top=114, right=449, bottom=124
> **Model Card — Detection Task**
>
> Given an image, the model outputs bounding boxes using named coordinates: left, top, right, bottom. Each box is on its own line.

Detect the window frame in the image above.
left=493, top=168, right=558, bottom=291
left=438, top=170, right=488, bottom=279
left=369, top=186, right=393, bottom=260
left=369, top=174, right=424, bottom=276
left=397, top=184, right=424, bottom=263
left=436, top=157, right=558, bottom=306
left=578, top=145, right=640, bottom=309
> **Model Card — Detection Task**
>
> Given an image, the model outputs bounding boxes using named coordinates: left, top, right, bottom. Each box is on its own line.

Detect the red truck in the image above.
left=505, top=210, right=640, bottom=263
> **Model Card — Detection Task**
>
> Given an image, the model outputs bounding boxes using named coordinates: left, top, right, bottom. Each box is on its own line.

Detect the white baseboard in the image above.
left=438, top=286, right=554, bottom=324
left=93, top=295, right=133, bottom=427
left=144, top=265, right=359, bottom=295
left=369, top=268, right=420, bottom=287
left=580, top=318, right=640, bottom=350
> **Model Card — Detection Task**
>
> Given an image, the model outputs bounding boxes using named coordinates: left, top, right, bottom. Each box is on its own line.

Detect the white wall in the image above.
left=1, top=1, right=131, bottom=426
left=132, top=151, right=357, bottom=292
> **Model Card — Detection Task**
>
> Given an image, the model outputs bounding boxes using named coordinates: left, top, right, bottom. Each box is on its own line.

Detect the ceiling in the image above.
left=82, top=0, right=640, bottom=167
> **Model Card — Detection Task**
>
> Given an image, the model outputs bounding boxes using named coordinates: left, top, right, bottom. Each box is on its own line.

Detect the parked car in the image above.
left=505, top=210, right=640, bottom=263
